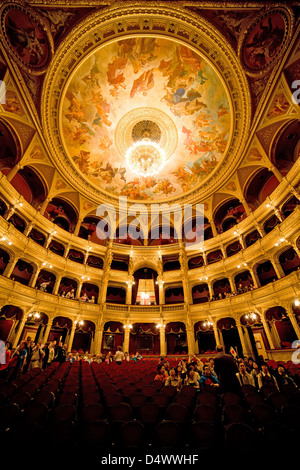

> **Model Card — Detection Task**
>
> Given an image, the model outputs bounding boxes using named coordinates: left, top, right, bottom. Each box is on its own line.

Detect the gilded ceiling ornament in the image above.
left=0, top=2, right=54, bottom=75
left=238, top=6, right=294, bottom=77
left=42, top=4, right=250, bottom=208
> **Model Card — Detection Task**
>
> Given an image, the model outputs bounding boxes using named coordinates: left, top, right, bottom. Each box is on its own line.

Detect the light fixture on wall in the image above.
left=294, top=299, right=300, bottom=307
left=156, top=322, right=166, bottom=328
left=244, top=312, right=257, bottom=320
left=74, top=319, right=84, bottom=326
left=202, top=320, right=213, bottom=327
left=124, top=324, right=132, bottom=329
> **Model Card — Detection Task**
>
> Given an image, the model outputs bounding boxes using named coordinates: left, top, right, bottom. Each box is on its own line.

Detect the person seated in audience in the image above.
left=237, top=284, right=244, bottom=294
left=39, top=281, right=50, bottom=292
left=66, top=352, right=74, bottom=362
left=60, top=291, right=66, bottom=297
left=199, top=364, right=220, bottom=389
left=257, top=362, right=279, bottom=390
left=236, top=361, right=255, bottom=387
left=94, top=354, right=102, bottom=363
left=244, top=285, right=249, bottom=293
left=246, top=357, right=254, bottom=372
left=165, top=367, right=182, bottom=390
left=74, top=352, right=80, bottom=362
left=135, top=351, right=143, bottom=361
left=154, top=365, right=169, bottom=382
left=218, top=293, right=223, bottom=300
left=80, top=292, right=89, bottom=302
left=177, top=360, right=187, bottom=381
left=66, top=288, right=75, bottom=299
left=207, top=358, right=218, bottom=377
left=250, top=361, right=260, bottom=386
left=275, top=364, right=298, bottom=391
left=184, top=367, right=200, bottom=388
left=89, top=296, right=95, bottom=303
left=188, top=364, right=200, bottom=381
left=249, top=284, right=255, bottom=291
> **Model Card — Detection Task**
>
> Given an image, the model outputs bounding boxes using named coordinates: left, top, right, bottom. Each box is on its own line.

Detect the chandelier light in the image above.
left=125, top=138, right=166, bottom=177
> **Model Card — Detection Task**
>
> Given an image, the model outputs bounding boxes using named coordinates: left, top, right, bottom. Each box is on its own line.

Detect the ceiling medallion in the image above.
left=125, top=138, right=166, bottom=177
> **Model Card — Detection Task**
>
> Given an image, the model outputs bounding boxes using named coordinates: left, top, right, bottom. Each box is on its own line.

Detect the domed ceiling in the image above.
left=61, top=37, right=231, bottom=200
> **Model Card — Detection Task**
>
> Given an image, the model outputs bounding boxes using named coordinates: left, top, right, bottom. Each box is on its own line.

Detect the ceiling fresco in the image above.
left=61, top=37, right=231, bottom=200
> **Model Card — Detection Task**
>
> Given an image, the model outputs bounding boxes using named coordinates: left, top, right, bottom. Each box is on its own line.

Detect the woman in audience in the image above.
left=154, top=365, right=169, bottom=382
left=275, top=364, right=298, bottom=391
left=165, top=367, right=182, bottom=390
left=184, top=367, right=200, bottom=389
left=114, top=346, right=125, bottom=365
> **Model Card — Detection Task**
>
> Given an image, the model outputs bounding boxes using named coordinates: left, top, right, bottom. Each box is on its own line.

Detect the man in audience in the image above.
left=214, top=345, right=241, bottom=394
left=199, top=364, right=220, bottom=389
left=236, top=361, right=255, bottom=387
left=257, top=362, right=279, bottom=390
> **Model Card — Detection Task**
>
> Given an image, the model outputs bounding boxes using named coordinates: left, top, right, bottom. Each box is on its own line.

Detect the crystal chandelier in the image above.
left=125, top=138, right=166, bottom=177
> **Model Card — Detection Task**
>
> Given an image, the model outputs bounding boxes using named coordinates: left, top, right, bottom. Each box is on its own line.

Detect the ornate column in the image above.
left=228, top=275, right=236, bottom=294
left=125, top=278, right=134, bottom=305
left=179, top=242, right=193, bottom=305
left=186, top=320, right=195, bottom=356
left=268, top=164, right=283, bottom=183
left=249, top=266, right=260, bottom=288
left=212, top=319, right=220, bottom=347
left=99, top=244, right=113, bottom=304
left=68, top=323, right=77, bottom=352
left=240, top=197, right=251, bottom=217
left=208, top=282, right=214, bottom=300
left=123, top=322, right=132, bottom=353
left=159, top=323, right=167, bottom=356
left=29, top=266, right=41, bottom=288
left=237, top=321, right=252, bottom=356
left=42, top=315, right=54, bottom=343
left=12, top=309, right=32, bottom=348
left=73, top=217, right=83, bottom=237
left=284, top=305, right=300, bottom=341
left=93, top=320, right=104, bottom=354
left=6, top=163, right=23, bottom=182
left=271, top=258, right=285, bottom=280
left=39, top=196, right=51, bottom=215
left=52, top=275, right=62, bottom=295
left=260, top=315, right=275, bottom=350
left=208, top=218, right=218, bottom=237
left=3, top=257, right=19, bottom=279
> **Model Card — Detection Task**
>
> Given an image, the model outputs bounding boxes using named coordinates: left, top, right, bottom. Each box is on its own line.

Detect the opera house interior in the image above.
left=0, top=0, right=300, bottom=461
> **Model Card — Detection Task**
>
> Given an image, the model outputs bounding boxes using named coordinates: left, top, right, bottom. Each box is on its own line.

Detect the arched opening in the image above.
left=11, top=259, right=34, bottom=285
left=0, top=120, right=20, bottom=173
left=49, top=316, right=72, bottom=344
left=0, top=305, right=22, bottom=342
left=72, top=320, right=95, bottom=354
left=214, top=198, right=246, bottom=233
left=234, top=270, right=255, bottom=293
left=256, top=260, right=277, bottom=286
left=194, top=321, right=216, bottom=354
left=45, top=197, right=78, bottom=233
left=80, top=283, right=99, bottom=303
left=48, top=239, right=65, bottom=257
left=245, top=168, right=280, bottom=208
left=245, top=229, right=261, bottom=247
left=148, top=224, right=178, bottom=246
left=279, top=246, right=300, bottom=275
left=164, top=285, right=184, bottom=304
left=28, top=228, right=46, bottom=247
left=8, top=213, right=26, bottom=233
left=0, top=247, right=10, bottom=274
left=271, top=120, right=300, bottom=174
left=165, top=322, right=187, bottom=355
left=58, top=278, right=78, bottom=298
left=188, top=255, right=204, bottom=270
left=263, top=213, right=280, bottom=234
left=265, top=307, right=297, bottom=348
left=192, top=283, right=209, bottom=304
left=226, top=240, right=242, bottom=257
left=106, top=285, right=126, bottom=304
left=240, top=313, right=265, bottom=361
left=36, top=269, right=56, bottom=293
left=80, top=216, right=109, bottom=246
left=101, top=321, right=124, bottom=355
left=111, top=254, right=129, bottom=271
left=115, top=218, right=144, bottom=245
left=217, top=318, right=242, bottom=356
left=212, top=278, right=231, bottom=300
left=86, top=254, right=103, bottom=269
left=282, top=195, right=299, bottom=218
left=162, top=254, right=181, bottom=271
left=0, top=198, right=7, bottom=217
left=8, top=166, right=47, bottom=208
left=129, top=323, right=159, bottom=355
left=207, top=249, right=223, bottom=264
left=67, top=248, right=85, bottom=264
left=132, top=267, right=159, bottom=305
